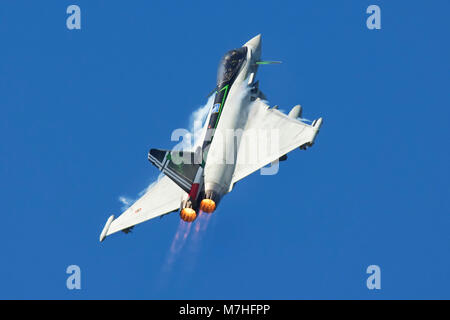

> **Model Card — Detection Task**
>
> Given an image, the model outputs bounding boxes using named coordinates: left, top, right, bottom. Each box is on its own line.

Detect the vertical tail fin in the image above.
left=148, top=149, right=201, bottom=193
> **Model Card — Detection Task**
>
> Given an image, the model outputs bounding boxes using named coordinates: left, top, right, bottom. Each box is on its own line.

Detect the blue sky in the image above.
left=1, top=1, right=449, bottom=299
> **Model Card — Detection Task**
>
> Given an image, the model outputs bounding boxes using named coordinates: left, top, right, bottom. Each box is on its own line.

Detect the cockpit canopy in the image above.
left=216, top=47, right=247, bottom=87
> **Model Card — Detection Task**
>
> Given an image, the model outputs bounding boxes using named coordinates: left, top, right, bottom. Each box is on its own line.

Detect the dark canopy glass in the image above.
left=216, top=47, right=247, bottom=87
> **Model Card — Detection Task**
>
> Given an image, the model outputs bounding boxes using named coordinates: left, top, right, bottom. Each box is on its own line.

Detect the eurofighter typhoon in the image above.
left=100, top=35, right=323, bottom=241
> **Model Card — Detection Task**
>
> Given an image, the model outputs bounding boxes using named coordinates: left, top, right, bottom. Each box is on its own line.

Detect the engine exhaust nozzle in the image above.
left=180, top=207, right=197, bottom=222
left=200, top=199, right=216, bottom=214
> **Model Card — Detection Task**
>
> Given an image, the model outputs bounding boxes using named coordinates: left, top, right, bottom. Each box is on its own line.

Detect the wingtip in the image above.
left=99, top=215, right=115, bottom=242
left=315, top=117, right=323, bottom=128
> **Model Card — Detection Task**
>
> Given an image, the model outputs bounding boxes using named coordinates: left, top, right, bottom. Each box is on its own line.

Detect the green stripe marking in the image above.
left=214, top=84, right=229, bottom=128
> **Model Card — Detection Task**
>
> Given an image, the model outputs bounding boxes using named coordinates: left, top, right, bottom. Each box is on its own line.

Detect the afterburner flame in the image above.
left=200, top=199, right=216, bottom=213
left=180, top=208, right=197, bottom=222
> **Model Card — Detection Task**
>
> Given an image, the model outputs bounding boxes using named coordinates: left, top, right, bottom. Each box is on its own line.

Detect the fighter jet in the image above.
left=99, top=34, right=323, bottom=242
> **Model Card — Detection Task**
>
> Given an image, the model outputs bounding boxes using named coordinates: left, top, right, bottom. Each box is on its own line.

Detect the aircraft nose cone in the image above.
left=244, top=34, right=261, bottom=49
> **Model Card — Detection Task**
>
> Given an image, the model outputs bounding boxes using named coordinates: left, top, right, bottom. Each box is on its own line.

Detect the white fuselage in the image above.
left=203, top=35, right=262, bottom=199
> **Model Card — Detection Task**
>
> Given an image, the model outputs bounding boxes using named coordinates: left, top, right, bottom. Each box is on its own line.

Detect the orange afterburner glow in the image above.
left=200, top=199, right=216, bottom=213
left=180, top=208, right=197, bottom=222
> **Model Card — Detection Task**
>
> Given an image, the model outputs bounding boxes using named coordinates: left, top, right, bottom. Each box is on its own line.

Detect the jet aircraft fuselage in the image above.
left=177, top=35, right=263, bottom=217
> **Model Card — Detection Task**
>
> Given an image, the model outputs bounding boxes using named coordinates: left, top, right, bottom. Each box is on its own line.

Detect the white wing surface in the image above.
left=231, top=99, right=323, bottom=186
left=100, top=175, right=186, bottom=241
